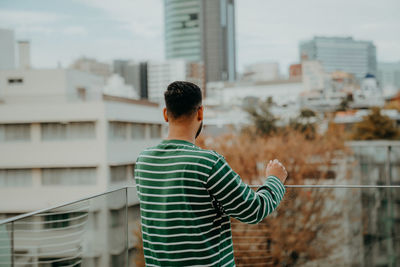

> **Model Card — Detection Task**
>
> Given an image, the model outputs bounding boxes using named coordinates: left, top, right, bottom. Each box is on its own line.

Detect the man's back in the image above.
left=135, top=139, right=285, bottom=266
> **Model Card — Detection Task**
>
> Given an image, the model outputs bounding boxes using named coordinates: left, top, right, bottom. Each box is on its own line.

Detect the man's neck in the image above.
left=166, top=125, right=195, bottom=144
left=166, top=134, right=195, bottom=144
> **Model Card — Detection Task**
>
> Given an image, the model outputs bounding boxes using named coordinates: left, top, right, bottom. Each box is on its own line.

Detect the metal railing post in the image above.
left=385, top=146, right=395, bottom=267
left=11, top=221, right=14, bottom=267
left=125, top=187, right=129, bottom=267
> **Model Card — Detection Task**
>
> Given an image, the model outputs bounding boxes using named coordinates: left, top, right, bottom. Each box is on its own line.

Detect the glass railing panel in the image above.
left=2, top=188, right=128, bottom=267
left=2, top=186, right=398, bottom=266
left=127, top=186, right=143, bottom=267
left=0, top=222, right=12, bottom=266
left=390, top=146, right=400, bottom=185
left=350, top=144, right=390, bottom=185
left=231, top=187, right=400, bottom=267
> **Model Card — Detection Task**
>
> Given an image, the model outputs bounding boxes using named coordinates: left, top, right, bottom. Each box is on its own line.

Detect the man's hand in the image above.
left=266, top=159, right=288, bottom=184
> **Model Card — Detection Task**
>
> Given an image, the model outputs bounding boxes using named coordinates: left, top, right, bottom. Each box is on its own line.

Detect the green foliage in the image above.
left=244, top=98, right=320, bottom=139
left=243, top=96, right=277, bottom=136
left=289, top=108, right=317, bottom=139
left=336, top=94, right=354, bottom=112
left=300, top=108, right=316, bottom=118
left=351, top=107, right=399, bottom=140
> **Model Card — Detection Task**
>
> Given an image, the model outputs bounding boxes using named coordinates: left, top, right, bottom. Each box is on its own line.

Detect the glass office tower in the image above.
left=164, top=0, right=236, bottom=82
left=299, top=37, right=377, bottom=80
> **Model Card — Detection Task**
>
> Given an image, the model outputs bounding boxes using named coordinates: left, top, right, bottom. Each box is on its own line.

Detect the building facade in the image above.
left=113, top=60, right=149, bottom=99
left=299, top=37, right=377, bottom=80
left=0, top=68, right=165, bottom=266
left=242, top=62, right=280, bottom=82
left=377, top=61, right=400, bottom=92
left=0, top=68, right=164, bottom=212
left=147, top=59, right=204, bottom=102
left=164, top=0, right=236, bottom=82
left=70, top=57, right=112, bottom=82
left=0, top=28, right=16, bottom=70
left=289, top=63, right=302, bottom=79
left=17, top=41, right=30, bottom=70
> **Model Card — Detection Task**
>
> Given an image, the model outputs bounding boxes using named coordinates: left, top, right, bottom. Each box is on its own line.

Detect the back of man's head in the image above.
left=164, top=81, right=202, bottom=120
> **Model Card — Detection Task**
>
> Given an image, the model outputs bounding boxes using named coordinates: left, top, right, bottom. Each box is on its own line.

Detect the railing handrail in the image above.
left=1, top=184, right=400, bottom=225
left=0, top=186, right=129, bottom=225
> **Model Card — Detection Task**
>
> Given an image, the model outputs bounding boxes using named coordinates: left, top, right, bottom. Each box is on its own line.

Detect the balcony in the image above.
left=1, top=142, right=400, bottom=266
left=0, top=184, right=399, bottom=267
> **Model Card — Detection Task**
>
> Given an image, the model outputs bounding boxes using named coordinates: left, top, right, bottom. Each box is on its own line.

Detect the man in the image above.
left=135, top=81, right=287, bottom=266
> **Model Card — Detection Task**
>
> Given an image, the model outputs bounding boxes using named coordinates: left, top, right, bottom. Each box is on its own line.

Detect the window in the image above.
left=128, top=205, right=140, bottom=222
left=77, top=87, right=86, bottom=101
left=110, top=164, right=135, bottom=183
left=131, top=123, right=146, bottom=139
left=44, top=212, right=86, bottom=229
left=109, top=122, right=128, bottom=140
left=150, top=124, right=162, bottom=139
left=68, top=122, right=96, bottom=139
left=41, top=122, right=95, bottom=141
left=110, top=165, right=127, bottom=183
left=0, top=124, right=31, bottom=142
left=41, top=167, right=96, bottom=186
left=111, top=250, right=126, bottom=267
left=41, top=123, right=67, bottom=140
left=0, top=169, right=32, bottom=187
left=8, top=78, right=23, bottom=84
left=110, top=208, right=124, bottom=228
left=189, top=13, right=198, bottom=20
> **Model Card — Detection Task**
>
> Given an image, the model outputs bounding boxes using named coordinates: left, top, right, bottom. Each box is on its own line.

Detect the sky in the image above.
left=1, top=0, right=399, bottom=74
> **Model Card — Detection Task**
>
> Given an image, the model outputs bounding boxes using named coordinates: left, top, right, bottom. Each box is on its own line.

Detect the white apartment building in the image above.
left=70, top=57, right=112, bottom=82
left=0, top=68, right=164, bottom=266
left=302, top=60, right=327, bottom=91
left=147, top=60, right=187, bottom=103
left=242, top=62, right=280, bottom=82
left=206, top=78, right=304, bottom=107
left=0, top=28, right=16, bottom=70
left=147, top=59, right=204, bottom=103
left=0, top=68, right=164, bottom=211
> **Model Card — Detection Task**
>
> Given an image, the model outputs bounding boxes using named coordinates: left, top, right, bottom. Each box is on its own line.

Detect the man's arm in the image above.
left=206, top=156, right=286, bottom=224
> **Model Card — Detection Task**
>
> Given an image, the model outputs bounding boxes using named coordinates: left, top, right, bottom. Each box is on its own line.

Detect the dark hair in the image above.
left=164, top=81, right=202, bottom=119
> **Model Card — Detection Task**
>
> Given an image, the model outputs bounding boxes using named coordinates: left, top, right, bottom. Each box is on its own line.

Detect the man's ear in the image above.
left=163, top=108, right=169, bottom=122
left=197, top=105, right=204, bottom=121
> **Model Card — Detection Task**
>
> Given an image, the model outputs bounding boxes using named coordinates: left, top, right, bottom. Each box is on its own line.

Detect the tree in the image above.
left=384, top=101, right=400, bottom=112
left=351, top=107, right=399, bottom=140
left=197, top=128, right=348, bottom=266
left=289, top=108, right=317, bottom=139
left=243, top=97, right=277, bottom=136
left=132, top=225, right=146, bottom=267
left=336, top=94, right=354, bottom=112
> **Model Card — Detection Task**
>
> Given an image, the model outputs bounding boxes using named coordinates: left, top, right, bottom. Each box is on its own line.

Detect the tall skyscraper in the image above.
left=164, top=0, right=236, bottom=82
left=113, top=60, right=149, bottom=99
left=147, top=59, right=205, bottom=102
left=299, top=37, right=377, bottom=80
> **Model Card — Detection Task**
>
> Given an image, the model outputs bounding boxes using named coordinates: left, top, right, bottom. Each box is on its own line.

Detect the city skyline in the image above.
left=0, top=0, right=399, bottom=74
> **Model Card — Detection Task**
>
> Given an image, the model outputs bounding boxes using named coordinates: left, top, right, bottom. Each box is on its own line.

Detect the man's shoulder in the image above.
left=136, top=141, right=222, bottom=163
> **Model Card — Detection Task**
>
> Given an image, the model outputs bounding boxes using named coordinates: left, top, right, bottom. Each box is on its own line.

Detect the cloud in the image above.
left=2, top=0, right=399, bottom=72
left=63, top=26, right=87, bottom=36
left=236, top=0, right=400, bottom=73
left=74, top=0, right=163, bottom=39
left=0, top=9, right=65, bottom=25
left=0, top=9, right=68, bottom=37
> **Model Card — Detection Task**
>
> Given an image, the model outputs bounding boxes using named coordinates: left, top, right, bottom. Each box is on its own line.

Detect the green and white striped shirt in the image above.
left=135, top=139, right=286, bottom=266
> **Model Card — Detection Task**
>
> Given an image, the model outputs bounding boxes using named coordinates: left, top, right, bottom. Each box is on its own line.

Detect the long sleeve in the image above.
left=206, top=155, right=286, bottom=224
